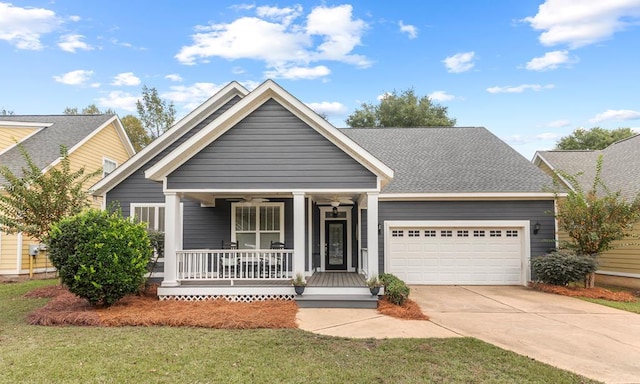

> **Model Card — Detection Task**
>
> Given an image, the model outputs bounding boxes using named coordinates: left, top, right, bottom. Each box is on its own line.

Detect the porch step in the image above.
left=294, top=294, right=379, bottom=309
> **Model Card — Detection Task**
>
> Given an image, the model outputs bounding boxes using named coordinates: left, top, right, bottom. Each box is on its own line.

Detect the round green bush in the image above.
left=532, top=249, right=598, bottom=286
left=47, top=209, right=152, bottom=306
left=380, top=273, right=410, bottom=305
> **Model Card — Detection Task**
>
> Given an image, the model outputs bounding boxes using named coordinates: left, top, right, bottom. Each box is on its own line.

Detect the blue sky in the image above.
left=1, top=0, right=639, bottom=159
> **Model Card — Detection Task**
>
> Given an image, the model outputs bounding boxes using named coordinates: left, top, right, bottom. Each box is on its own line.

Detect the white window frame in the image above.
left=130, top=203, right=165, bottom=232
left=231, top=202, right=284, bottom=249
left=103, top=157, right=117, bottom=177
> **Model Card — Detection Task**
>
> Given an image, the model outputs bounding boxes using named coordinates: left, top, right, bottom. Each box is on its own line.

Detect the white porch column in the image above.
left=162, top=192, right=181, bottom=287
left=292, top=192, right=306, bottom=277
left=366, top=192, right=379, bottom=278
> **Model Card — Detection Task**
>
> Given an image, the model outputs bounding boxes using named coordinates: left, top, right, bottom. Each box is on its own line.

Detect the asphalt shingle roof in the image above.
left=537, top=134, right=640, bottom=200
left=0, top=115, right=113, bottom=183
left=340, top=127, right=553, bottom=193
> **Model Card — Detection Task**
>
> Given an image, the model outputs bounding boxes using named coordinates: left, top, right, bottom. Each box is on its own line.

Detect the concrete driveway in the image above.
left=412, top=285, right=640, bottom=384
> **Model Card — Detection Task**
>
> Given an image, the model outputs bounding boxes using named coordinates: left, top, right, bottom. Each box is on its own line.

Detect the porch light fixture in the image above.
left=378, top=224, right=382, bottom=234
left=331, top=201, right=340, bottom=217
left=533, top=221, right=541, bottom=235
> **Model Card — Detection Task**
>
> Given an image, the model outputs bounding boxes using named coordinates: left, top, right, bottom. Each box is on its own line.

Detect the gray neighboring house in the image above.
left=92, top=80, right=556, bottom=302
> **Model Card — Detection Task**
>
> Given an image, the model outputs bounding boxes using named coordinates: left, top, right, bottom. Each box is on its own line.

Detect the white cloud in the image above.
left=505, top=132, right=562, bottom=145
left=175, top=4, right=370, bottom=78
left=547, top=119, right=571, bottom=128
left=58, top=34, right=92, bottom=53
left=264, top=65, right=330, bottom=80
left=97, top=91, right=138, bottom=112
left=399, top=21, right=418, bottom=39
left=165, top=74, right=183, bottom=82
left=306, top=101, right=347, bottom=116
left=68, top=15, right=81, bottom=22
left=428, top=90, right=456, bottom=102
left=0, top=3, right=61, bottom=50
left=443, top=51, right=475, bottom=73
left=525, top=50, right=577, bottom=71
left=163, top=82, right=224, bottom=110
left=111, top=72, right=141, bottom=86
left=589, top=109, right=640, bottom=123
left=486, top=84, right=555, bottom=93
left=53, top=69, right=95, bottom=86
left=536, top=132, right=563, bottom=140
left=523, top=0, right=640, bottom=48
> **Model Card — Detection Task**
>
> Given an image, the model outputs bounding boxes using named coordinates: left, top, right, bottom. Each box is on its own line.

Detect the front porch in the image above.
left=157, top=271, right=378, bottom=308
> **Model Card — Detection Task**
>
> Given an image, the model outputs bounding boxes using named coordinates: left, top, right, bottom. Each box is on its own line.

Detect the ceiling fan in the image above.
left=320, top=195, right=354, bottom=206
left=225, top=197, right=270, bottom=204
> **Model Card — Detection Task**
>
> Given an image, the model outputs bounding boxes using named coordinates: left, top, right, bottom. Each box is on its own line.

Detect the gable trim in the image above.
left=145, top=80, right=394, bottom=186
left=532, top=152, right=574, bottom=192
left=0, top=127, right=47, bottom=157
left=91, top=81, right=249, bottom=195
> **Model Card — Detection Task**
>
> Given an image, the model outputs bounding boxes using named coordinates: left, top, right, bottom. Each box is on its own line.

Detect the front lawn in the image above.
left=0, top=280, right=598, bottom=384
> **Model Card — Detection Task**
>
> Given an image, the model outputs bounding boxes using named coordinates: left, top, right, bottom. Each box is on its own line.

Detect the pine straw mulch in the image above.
left=24, top=285, right=429, bottom=328
left=377, top=297, right=429, bottom=320
left=529, top=282, right=637, bottom=302
left=25, top=285, right=298, bottom=328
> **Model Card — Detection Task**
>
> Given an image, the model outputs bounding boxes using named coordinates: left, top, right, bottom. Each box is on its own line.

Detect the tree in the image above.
left=0, top=145, right=101, bottom=243
left=346, top=88, right=456, bottom=128
left=553, top=156, right=640, bottom=286
left=121, top=114, right=150, bottom=151
left=555, top=127, right=635, bottom=150
left=1, top=108, right=14, bottom=115
left=63, top=104, right=115, bottom=115
left=136, top=85, right=176, bottom=139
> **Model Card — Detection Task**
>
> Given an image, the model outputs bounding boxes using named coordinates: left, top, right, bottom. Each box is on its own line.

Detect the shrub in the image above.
left=532, top=249, right=598, bottom=286
left=380, top=273, right=410, bottom=305
left=47, top=209, right=152, bottom=306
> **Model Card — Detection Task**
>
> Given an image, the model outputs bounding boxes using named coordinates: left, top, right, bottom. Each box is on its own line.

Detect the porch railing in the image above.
left=176, top=249, right=293, bottom=281
left=359, top=248, right=368, bottom=275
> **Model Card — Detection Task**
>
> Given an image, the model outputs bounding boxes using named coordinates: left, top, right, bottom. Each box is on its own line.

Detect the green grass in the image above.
left=0, top=280, right=599, bottom=384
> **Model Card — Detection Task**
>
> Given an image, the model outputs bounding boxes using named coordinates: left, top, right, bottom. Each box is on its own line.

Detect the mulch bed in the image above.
left=24, top=285, right=429, bottom=327
left=25, top=285, right=298, bottom=328
left=377, top=297, right=429, bottom=320
left=530, top=282, right=637, bottom=302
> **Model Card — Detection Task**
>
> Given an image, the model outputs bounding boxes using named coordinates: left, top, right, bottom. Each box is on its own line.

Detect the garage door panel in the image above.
left=389, top=226, right=524, bottom=285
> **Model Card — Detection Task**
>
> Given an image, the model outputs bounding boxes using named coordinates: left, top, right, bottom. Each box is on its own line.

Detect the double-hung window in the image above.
left=131, top=204, right=165, bottom=231
left=233, top=203, right=284, bottom=249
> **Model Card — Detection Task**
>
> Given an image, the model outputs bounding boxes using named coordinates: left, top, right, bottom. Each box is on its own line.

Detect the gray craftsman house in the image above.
left=92, top=80, right=555, bottom=304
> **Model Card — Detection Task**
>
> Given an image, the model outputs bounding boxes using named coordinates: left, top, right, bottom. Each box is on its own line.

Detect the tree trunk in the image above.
left=585, top=272, right=596, bottom=288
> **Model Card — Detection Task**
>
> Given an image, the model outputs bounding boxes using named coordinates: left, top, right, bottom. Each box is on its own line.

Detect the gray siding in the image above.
left=106, top=96, right=242, bottom=216
left=167, top=99, right=377, bottom=190
left=377, top=200, right=555, bottom=274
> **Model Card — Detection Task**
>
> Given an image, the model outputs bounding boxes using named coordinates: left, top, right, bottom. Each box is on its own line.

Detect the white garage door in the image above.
left=388, top=226, right=524, bottom=285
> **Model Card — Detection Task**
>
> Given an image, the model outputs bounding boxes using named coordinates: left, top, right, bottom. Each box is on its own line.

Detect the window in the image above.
left=131, top=204, right=165, bottom=231
left=392, top=230, right=404, bottom=237
left=233, top=203, right=283, bottom=249
left=506, top=230, right=518, bottom=237
left=441, top=230, right=452, bottom=237
left=490, top=230, right=502, bottom=237
left=473, top=230, right=486, bottom=237
left=424, top=230, right=436, bottom=237
left=457, top=230, right=469, bottom=237
left=408, top=230, right=420, bottom=237
left=103, top=158, right=117, bottom=177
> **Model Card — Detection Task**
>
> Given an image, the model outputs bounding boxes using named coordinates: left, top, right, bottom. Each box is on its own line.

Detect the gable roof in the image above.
left=0, top=114, right=134, bottom=184
left=534, top=134, right=640, bottom=200
left=341, top=127, right=554, bottom=195
left=91, top=81, right=249, bottom=195
left=144, top=80, right=394, bottom=186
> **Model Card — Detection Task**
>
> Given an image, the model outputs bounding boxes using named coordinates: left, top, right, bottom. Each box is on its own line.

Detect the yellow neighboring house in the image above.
left=533, top=134, right=640, bottom=289
left=0, top=115, right=135, bottom=276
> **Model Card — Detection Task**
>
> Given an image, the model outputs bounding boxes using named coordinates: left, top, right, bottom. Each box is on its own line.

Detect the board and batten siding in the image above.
left=167, top=99, right=377, bottom=190
left=376, top=200, right=555, bottom=274
left=106, top=96, right=242, bottom=217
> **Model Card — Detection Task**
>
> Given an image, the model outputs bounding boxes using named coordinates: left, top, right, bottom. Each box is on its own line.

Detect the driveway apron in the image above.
left=412, top=285, right=640, bottom=384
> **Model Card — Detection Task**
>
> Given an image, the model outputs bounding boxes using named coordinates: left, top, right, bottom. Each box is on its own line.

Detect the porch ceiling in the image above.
left=180, top=192, right=367, bottom=207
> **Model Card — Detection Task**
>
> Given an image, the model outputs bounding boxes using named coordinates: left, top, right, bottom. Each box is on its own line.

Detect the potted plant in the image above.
left=291, top=272, right=307, bottom=295
left=366, top=275, right=382, bottom=296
